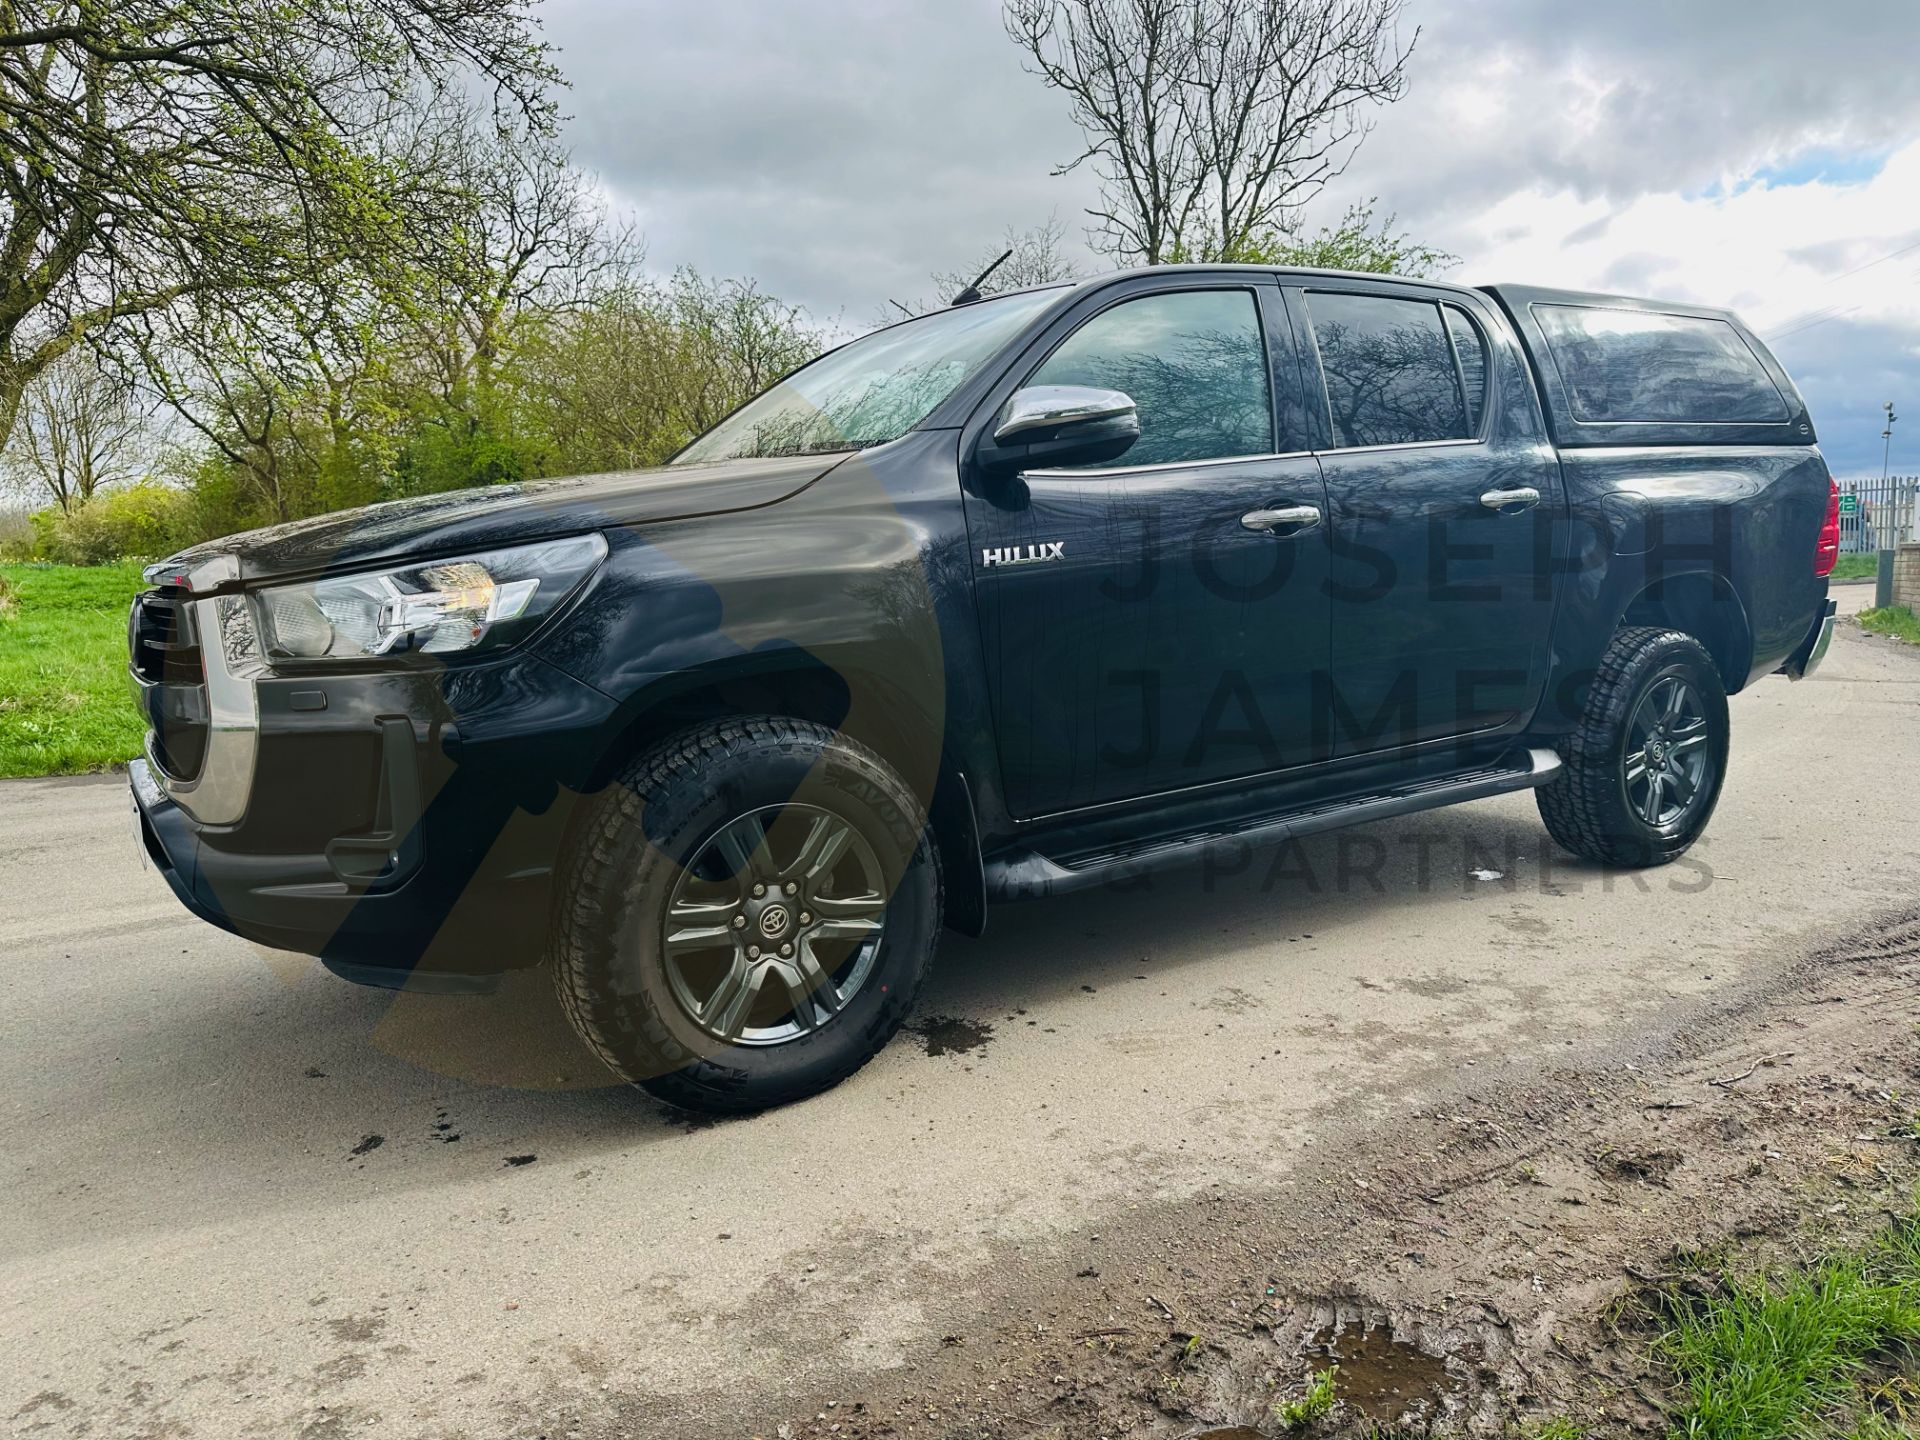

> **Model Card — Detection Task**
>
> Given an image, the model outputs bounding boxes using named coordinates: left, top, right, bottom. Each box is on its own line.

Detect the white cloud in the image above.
left=1436, top=138, right=1920, bottom=333
left=534, top=0, right=1920, bottom=474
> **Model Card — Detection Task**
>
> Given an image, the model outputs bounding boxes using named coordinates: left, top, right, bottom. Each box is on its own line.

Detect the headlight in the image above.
left=253, top=534, right=607, bottom=662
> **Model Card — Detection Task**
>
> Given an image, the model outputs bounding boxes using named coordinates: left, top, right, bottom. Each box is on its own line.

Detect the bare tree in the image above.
left=931, top=215, right=1084, bottom=300
left=3, top=349, right=146, bottom=513
left=1004, top=0, right=1417, bottom=264
left=414, top=111, right=621, bottom=404
left=881, top=216, right=1083, bottom=322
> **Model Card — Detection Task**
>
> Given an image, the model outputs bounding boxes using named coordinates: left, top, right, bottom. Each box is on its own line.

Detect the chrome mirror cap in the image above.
left=993, top=385, right=1137, bottom=442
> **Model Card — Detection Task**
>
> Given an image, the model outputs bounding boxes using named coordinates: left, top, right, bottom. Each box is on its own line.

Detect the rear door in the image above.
left=961, top=275, right=1332, bottom=817
left=1287, top=280, right=1564, bottom=755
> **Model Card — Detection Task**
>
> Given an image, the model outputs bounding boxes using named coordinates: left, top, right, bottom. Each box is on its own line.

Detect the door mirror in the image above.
left=979, top=385, right=1139, bottom=474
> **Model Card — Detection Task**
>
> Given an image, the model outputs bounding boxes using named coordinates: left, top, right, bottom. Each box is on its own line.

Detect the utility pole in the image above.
left=1877, top=401, right=1899, bottom=608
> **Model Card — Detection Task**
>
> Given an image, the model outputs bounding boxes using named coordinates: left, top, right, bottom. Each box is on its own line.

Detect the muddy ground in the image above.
left=711, top=909, right=1920, bottom=1440
left=9, top=603, right=1920, bottom=1440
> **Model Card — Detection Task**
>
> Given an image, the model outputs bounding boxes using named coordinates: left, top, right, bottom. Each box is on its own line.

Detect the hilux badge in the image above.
left=981, top=541, right=1065, bottom=568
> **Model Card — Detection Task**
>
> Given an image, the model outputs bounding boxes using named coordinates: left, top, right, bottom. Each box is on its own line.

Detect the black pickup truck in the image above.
left=129, top=265, right=1839, bottom=1111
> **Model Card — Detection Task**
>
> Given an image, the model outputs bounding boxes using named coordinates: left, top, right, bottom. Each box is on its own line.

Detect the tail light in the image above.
left=1814, top=478, right=1840, bottom=577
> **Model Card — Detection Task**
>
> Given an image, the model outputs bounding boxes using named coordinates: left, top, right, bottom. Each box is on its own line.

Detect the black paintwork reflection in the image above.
left=1298, top=285, right=1565, bottom=753
left=963, top=455, right=1332, bottom=815
left=159, top=451, right=849, bottom=583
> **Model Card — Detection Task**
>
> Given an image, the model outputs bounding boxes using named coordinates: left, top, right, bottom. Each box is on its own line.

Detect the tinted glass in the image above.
left=1445, top=306, right=1487, bottom=433
left=1308, top=292, right=1468, bottom=448
left=675, top=287, right=1060, bottom=463
left=1531, top=304, right=1789, bottom=424
left=1028, top=290, right=1272, bottom=467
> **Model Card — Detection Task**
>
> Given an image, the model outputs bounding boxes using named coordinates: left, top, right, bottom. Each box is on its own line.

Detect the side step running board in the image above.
left=984, top=747, right=1563, bottom=902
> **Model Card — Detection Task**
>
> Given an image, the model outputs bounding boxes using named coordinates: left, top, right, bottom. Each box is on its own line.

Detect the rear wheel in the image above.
left=553, top=717, right=941, bottom=1113
left=1536, top=627, right=1729, bottom=867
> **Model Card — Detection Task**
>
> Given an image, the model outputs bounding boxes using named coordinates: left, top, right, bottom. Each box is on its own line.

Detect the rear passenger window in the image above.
left=1445, top=306, right=1487, bottom=433
left=1029, top=289, right=1273, bottom=467
left=1531, top=304, right=1789, bottom=424
left=1307, top=292, right=1469, bottom=449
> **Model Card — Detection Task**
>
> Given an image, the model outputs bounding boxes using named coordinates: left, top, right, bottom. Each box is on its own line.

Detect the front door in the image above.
left=1291, top=283, right=1563, bottom=755
left=963, top=280, right=1332, bottom=818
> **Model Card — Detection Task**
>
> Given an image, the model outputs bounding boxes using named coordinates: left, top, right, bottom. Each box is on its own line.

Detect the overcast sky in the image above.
left=539, top=0, right=1920, bottom=477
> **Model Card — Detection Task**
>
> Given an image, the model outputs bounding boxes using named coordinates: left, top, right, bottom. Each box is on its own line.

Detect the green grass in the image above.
left=0, top=562, right=148, bottom=778
left=1859, top=606, right=1920, bottom=646
left=1830, top=554, right=1881, bottom=581
left=1658, top=1209, right=1920, bottom=1440
left=1274, top=1365, right=1339, bottom=1430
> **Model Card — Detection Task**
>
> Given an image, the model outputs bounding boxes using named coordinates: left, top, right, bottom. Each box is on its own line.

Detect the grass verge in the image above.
left=1656, top=1206, right=1920, bottom=1440
left=1858, top=606, right=1920, bottom=645
left=0, top=562, right=147, bottom=778
left=1830, top=554, right=1881, bottom=581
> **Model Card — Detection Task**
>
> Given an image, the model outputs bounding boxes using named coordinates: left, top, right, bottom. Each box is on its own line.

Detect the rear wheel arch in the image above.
left=1615, top=570, right=1752, bottom=692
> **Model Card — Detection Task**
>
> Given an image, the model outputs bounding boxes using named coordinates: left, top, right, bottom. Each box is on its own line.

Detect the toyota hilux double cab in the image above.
left=128, top=265, right=1839, bottom=1112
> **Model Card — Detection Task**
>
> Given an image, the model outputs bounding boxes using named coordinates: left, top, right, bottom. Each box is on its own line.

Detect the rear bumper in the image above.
left=1778, top=598, right=1837, bottom=681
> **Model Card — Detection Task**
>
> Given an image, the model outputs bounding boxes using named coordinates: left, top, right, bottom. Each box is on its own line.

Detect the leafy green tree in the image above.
left=0, top=1, right=556, bottom=453
left=1215, top=201, right=1456, bottom=277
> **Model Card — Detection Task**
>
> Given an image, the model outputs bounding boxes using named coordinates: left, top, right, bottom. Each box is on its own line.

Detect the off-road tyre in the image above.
left=1536, top=627, right=1730, bottom=868
left=553, top=717, right=941, bottom=1113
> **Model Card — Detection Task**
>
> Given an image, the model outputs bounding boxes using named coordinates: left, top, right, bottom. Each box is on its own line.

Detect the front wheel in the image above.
left=553, top=717, right=941, bottom=1113
left=1536, top=627, right=1730, bottom=867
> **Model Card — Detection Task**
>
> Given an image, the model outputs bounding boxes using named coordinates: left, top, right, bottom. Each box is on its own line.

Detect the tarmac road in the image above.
left=6, top=588, right=1917, bottom=1439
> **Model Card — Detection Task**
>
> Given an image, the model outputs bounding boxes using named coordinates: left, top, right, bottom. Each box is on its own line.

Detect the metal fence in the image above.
left=1838, top=475, right=1917, bottom=554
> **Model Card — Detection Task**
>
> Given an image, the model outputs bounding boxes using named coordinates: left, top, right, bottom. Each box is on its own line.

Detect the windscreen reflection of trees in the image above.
left=712, top=361, right=978, bottom=460
left=675, top=291, right=1060, bottom=464
left=1312, top=302, right=1466, bottom=450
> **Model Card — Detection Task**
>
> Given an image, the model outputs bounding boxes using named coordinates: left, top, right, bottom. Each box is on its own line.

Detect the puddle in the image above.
left=1305, top=1323, right=1455, bottom=1422
left=906, top=1015, right=995, bottom=1058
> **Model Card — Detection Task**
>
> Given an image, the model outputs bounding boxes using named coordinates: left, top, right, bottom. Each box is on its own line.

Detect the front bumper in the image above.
left=1778, top=597, right=1838, bottom=681
left=128, top=622, right=623, bottom=985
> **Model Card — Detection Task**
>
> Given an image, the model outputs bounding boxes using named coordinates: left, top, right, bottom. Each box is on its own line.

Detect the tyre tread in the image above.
left=551, top=716, right=941, bottom=1114
left=1536, top=627, right=1725, bottom=868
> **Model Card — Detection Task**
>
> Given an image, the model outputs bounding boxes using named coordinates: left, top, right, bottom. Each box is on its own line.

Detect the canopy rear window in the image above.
left=1531, top=304, right=1789, bottom=426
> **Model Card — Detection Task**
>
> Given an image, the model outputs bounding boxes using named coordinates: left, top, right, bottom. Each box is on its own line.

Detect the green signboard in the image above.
left=1839, top=493, right=1859, bottom=515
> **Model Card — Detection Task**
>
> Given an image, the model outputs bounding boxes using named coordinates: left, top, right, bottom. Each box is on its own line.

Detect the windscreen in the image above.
left=675, top=288, right=1063, bottom=464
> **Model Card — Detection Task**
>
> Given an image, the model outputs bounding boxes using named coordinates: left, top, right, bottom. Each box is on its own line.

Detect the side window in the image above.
left=1027, top=290, right=1273, bottom=468
left=1306, top=292, right=1469, bottom=449
left=1530, top=304, right=1789, bottom=424
left=1445, top=306, right=1488, bottom=434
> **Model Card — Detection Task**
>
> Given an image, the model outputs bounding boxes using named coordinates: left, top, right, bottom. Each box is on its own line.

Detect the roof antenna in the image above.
left=950, top=248, right=1013, bottom=306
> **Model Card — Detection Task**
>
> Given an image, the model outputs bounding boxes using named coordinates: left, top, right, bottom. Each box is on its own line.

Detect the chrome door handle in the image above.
left=1241, top=504, right=1322, bottom=534
left=1480, top=487, right=1541, bottom=512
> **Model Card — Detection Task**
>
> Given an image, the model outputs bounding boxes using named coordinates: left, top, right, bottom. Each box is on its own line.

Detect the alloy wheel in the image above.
left=662, top=804, right=889, bottom=1047
left=1623, top=674, right=1713, bottom=829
